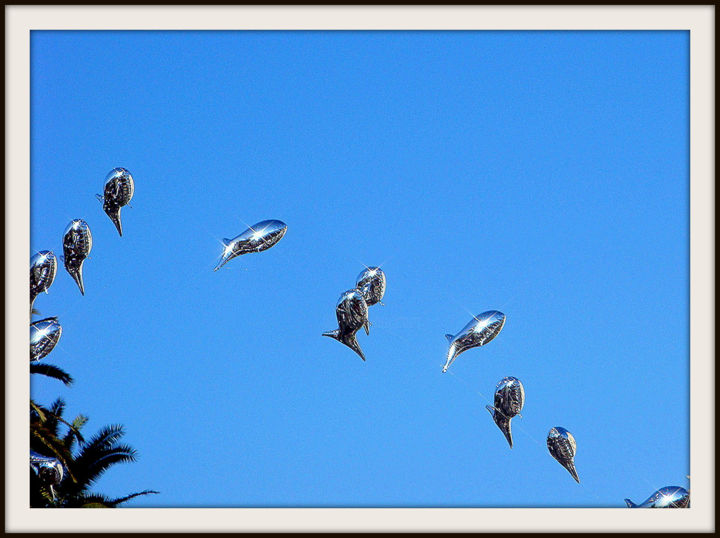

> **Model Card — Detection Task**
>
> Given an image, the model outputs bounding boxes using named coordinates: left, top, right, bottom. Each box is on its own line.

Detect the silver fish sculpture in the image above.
left=442, top=310, right=506, bottom=373
left=62, top=219, right=92, bottom=295
left=30, top=450, right=64, bottom=499
left=214, top=219, right=288, bottom=271
left=322, top=289, right=369, bottom=361
left=96, top=167, right=135, bottom=236
left=625, top=487, right=689, bottom=508
left=30, top=317, right=62, bottom=362
left=30, top=250, right=57, bottom=311
left=547, top=426, right=580, bottom=483
left=356, top=266, right=386, bottom=307
left=486, top=376, right=525, bottom=448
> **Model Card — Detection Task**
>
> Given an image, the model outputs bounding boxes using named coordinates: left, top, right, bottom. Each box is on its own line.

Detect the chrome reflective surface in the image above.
left=625, top=487, right=689, bottom=508
left=214, top=219, right=288, bottom=271
left=485, top=376, right=525, bottom=448
left=96, top=167, right=134, bottom=236
left=322, top=289, right=369, bottom=361
left=62, top=219, right=92, bottom=295
left=30, top=250, right=57, bottom=310
left=547, top=427, right=579, bottom=483
left=30, top=317, right=62, bottom=362
left=30, top=450, right=65, bottom=487
left=442, top=310, right=506, bottom=373
left=355, top=267, right=386, bottom=307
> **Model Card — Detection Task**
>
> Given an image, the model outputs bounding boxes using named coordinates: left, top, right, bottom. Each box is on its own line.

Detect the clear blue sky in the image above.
left=30, top=30, right=689, bottom=507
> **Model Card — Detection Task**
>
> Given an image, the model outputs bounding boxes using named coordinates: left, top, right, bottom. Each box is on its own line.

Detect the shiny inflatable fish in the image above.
left=547, top=427, right=580, bottom=483
left=30, top=450, right=64, bottom=498
left=322, top=289, right=369, bottom=361
left=214, top=219, right=288, bottom=271
left=442, top=310, right=506, bottom=373
left=30, top=450, right=64, bottom=485
left=625, top=487, right=689, bottom=508
left=30, top=250, right=57, bottom=310
left=30, top=317, right=62, bottom=362
left=486, top=376, right=525, bottom=448
left=356, top=267, right=386, bottom=307
left=62, top=219, right=92, bottom=295
left=96, top=167, right=134, bottom=236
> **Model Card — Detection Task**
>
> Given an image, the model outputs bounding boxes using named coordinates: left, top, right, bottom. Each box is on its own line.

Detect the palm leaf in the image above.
left=30, top=399, right=47, bottom=422
left=105, top=490, right=159, bottom=507
left=62, top=414, right=89, bottom=450
left=30, top=363, right=74, bottom=386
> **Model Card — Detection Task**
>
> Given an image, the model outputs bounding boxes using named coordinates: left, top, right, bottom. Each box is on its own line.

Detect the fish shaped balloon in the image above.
left=547, top=426, right=580, bottom=483
left=62, top=219, right=92, bottom=295
left=96, top=167, right=135, bottom=236
left=30, top=450, right=64, bottom=486
left=355, top=266, right=386, bottom=335
left=625, top=487, right=689, bottom=508
left=486, top=376, right=525, bottom=448
left=442, top=310, right=506, bottom=373
left=30, top=450, right=64, bottom=499
left=214, top=219, right=288, bottom=271
left=322, top=289, right=369, bottom=361
left=356, top=267, right=386, bottom=307
left=30, top=317, right=62, bottom=362
left=30, top=250, right=57, bottom=311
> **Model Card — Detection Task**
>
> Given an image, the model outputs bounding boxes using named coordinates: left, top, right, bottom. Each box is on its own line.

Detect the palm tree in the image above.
left=30, top=399, right=157, bottom=507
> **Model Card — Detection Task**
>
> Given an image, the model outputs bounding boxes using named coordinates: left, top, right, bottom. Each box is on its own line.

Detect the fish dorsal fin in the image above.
left=445, top=334, right=454, bottom=342
left=624, top=499, right=636, bottom=508
left=95, top=194, right=103, bottom=203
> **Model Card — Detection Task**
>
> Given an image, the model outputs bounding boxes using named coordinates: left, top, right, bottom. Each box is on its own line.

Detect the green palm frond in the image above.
left=105, top=490, right=159, bottom=507
left=62, top=414, right=89, bottom=450
left=30, top=399, right=47, bottom=422
left=71, top=448, right=138, bottom=491
left=30, top=363, right=74, bottom=386
left=45, top=399, right=66, bottom=435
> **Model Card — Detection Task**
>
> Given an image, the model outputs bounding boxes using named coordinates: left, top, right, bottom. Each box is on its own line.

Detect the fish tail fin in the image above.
left=565, top=461, right=580, bottom=483
left=344, top=334, right=366, bottom=361
left=323, top=331, right=366, bottom=361
left=70, top=268, right=85, bottom=295
left=502, top=418, right=514, bottom=449
left=441, top=344, right=457, bottom=373
left=445, top=334, right=454, bottom=342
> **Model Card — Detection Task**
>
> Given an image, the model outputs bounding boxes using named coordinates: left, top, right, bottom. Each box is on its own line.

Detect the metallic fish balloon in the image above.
left=356, top=267, right=386, bottom=307
left=96, top=167, right=134, bottom=236
left=486, top=376, right=525, bottom=448
left=547, top=426, right=580, bottom=483
left=30, top=450, right=64, bottom=499
left=214, top=219, right=288, bottom=271
left=322, top=289, right=369, bottom=361
left=30, top=250, right=57, bottom=311
left=30, top=317, right=62, bottom=362
left=625, top=487, right=689, bottom=508
left=442, top=310, right=506, bottom=373
left=62, top=219, right=92, bottom=295
left=30, top=450, right=64, bottom=486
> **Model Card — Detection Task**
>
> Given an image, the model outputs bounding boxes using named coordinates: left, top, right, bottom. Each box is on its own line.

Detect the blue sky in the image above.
left=30, top=30, right=689, bottom=507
